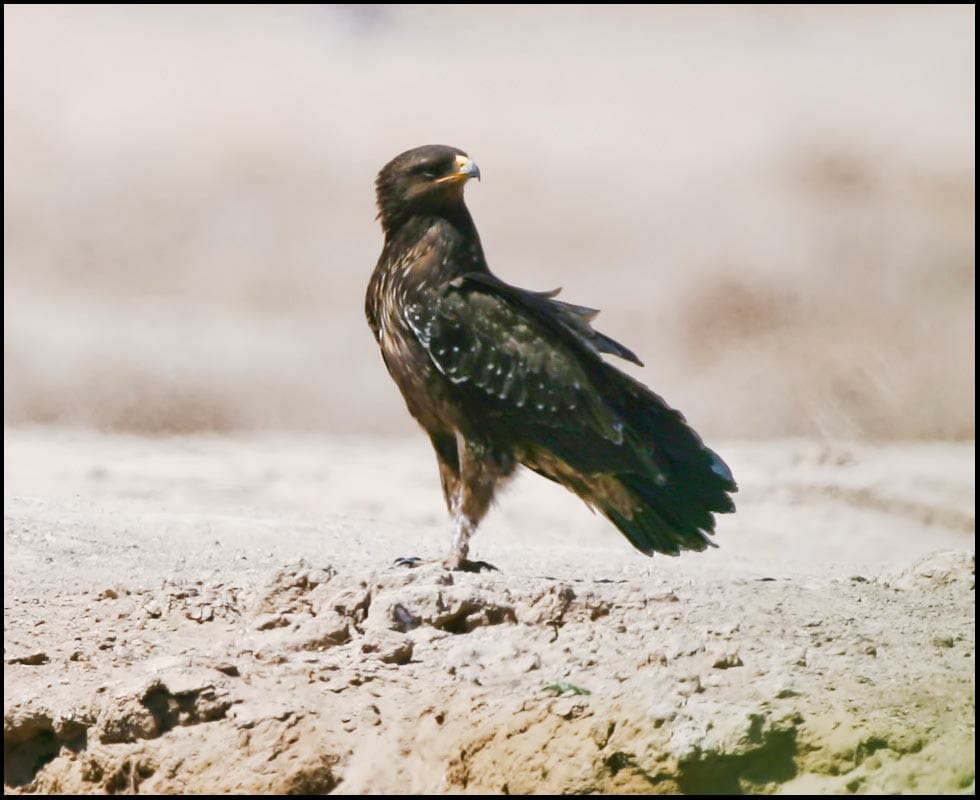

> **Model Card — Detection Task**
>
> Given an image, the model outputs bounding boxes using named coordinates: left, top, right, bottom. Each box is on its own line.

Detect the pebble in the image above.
left=712, top=652, right=744, bottom=669
left=5, top=651, right=49, bottom=666
left=379, top=639, right=414, bottom=665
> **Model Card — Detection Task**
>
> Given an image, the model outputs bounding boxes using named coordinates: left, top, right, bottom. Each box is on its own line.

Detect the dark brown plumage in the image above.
left=365, top=144, right=736, bottom=570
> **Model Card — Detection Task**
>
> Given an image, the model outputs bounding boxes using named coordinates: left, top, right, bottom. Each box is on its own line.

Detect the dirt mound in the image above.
left=4, top=431, right=974, bottom=793
left=4, top=553, right=974, bottom=794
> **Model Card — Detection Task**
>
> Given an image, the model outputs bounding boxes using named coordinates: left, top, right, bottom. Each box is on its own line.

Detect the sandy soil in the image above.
left=3, top=427, right=974, bottom=794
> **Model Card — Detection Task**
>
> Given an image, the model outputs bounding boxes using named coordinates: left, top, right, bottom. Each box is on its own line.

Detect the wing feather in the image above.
left=403, top=280, right=626, bottom=445
left=401, top=271, right=734, bottom=558
left=458, top=273, right=643, bottom=366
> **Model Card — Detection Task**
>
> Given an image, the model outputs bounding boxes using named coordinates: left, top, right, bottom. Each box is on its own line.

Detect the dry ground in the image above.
left=3, top=428, right=974, bottom=794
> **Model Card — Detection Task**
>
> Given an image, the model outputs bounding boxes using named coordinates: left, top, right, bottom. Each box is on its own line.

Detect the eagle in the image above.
left=365, top=144, right=736, bottom=571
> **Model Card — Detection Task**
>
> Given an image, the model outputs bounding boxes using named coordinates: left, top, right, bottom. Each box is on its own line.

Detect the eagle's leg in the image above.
left=431, top=432, right=462, bottom=519
left=395, top=433, right=505, bottom=572
left=450, top=515, right=475, bottom=564
left=443, top=435, right=511, bottom=572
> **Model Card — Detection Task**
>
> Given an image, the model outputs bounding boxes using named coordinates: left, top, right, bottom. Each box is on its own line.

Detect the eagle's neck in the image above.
left=366, top=206, right=488, bottom=346
left=383, top=210, right=489, bottom=284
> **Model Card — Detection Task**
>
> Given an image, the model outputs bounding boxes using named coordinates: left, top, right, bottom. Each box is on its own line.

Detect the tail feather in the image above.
left=603, top=472, right=719, bottom=555
left=605, top=504, right=716, bottom=556
left=522, top=362, right=737, bottom=558
left=597, top=364, right=737, bottom=556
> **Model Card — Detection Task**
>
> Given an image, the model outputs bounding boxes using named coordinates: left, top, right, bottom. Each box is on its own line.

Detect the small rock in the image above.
left=187, top=605, right=214, bottom=624
left=552, top=697, right=589, bottom=719
left=328, top=586, right=371, bottom=622
left=253, top=614, right=289, bottom=631
left=650, top=703, right=678, bottom=727
left=253, top=644, right=288, bottom=664
left=379, top=638, right=414, bottom=665
left=306, top=566, right=337, bottom=587
left=290, top=614, right=351, bottom=652
left=514, top=653, right=541, bottom=673
left=884, top=551, right=975, bottom=591
left=149, top=668, right=216, bottom=698
left=229, top=700, right=295, bottom=729
left=712, top=652, right=744, bottom=669
left=933, top=636, right=955, bottom=649
left=143, top=600, right=163, bottom=619
left=361, top=703, right=383, bottom=727
left=5, top=651, right=49, bottom=666
left=96, top=691, right=165, bottom=744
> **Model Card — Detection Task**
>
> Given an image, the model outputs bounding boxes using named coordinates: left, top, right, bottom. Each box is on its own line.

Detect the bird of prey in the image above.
left=365, top=144, right=736, bottom=571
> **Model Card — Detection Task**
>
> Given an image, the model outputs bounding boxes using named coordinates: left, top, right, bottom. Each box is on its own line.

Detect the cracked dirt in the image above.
left=3, top=429, right=975, bottom=793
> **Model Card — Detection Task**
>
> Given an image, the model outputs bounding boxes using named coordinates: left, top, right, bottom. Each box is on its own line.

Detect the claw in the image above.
left=397, top=556, right=498, bottom=572
left=446, top=558, right=499, bottom=573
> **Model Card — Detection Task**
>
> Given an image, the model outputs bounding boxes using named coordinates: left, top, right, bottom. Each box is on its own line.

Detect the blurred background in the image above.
left=3, top=4, right=974, bottom=440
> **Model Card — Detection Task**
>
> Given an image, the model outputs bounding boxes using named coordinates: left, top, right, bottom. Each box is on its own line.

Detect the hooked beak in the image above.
left=436, top=153, right=481, bottom=184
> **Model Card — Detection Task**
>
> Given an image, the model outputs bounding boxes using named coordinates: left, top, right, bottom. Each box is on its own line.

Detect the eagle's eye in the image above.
left=412, top=163, right=440, bottom=180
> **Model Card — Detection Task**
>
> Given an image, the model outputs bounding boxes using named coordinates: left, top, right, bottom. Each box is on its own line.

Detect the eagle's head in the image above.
left=375, top=144, right=480, bottom=234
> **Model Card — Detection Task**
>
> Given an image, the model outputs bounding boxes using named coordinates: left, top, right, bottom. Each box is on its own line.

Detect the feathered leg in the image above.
left=444, top=434, right=511, bottom=571
left=396, top=433, right=508, bottom=571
